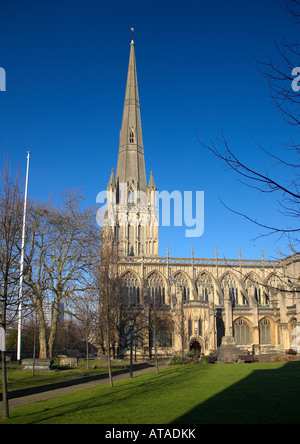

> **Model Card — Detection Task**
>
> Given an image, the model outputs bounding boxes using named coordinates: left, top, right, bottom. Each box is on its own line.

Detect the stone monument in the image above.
left=22, top=358, right=53, bottom=371
left=216, top=293, right=243, bottom=363
left=216, top=336, right=243, bottom=363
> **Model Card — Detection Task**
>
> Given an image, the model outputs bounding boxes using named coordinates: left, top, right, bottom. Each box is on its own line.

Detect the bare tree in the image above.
left=93, top=241, right=122, bottom=387
left=285, top=0, right=300, bottom=23
left=198, top=0, right=300, bottom=250
left=198, top=132, right=300, bottom=243
left=53, top=319, right=83, bottom=353
left=173, top=298, right=186, bottom=365
left=146, top=291, right=171, bottom=375
left=0, top=158, right=23, bottom=419
left=72, top=290, right=98, bottom=369
left=124, top=307, right=144, bottom=378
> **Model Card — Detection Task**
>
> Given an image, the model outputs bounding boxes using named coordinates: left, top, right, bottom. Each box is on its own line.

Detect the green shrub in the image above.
left=167, top=351, right=201, bottom=366
left=167, top=354, right=186, bottom=366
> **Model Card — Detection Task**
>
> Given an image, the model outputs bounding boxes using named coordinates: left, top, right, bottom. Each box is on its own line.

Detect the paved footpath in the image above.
left=1, top=362, right=160, bottom=411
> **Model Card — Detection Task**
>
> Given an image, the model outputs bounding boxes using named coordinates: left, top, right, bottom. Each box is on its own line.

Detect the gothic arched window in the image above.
left=122, top=271, right=140, bottom=305
left=150, top=323, right=172, bottom=348
left=128, top=187, right=135, bottom=205
left=221, top=274, right=239, bottom=306
left=289, top=318, right=297, bottom=351
left=193, top=318, right=202, bottom=337
left=129, top=130, right=135, bottom=144
left=233, top=318, right=251, bottom=345
left=245, top=274, right=262, bottom=306
left=174, top=273, right=190, bottom=301
left=146, top=272, right=166, bottom=305
left=266, top=274, right=282, bottom=302
left=196, top=274, right=214, bottom=302
left=259, top=318, right=272, bottom=345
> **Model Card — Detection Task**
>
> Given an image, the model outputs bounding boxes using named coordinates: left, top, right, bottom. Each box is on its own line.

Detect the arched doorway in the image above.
left=189, top=339, right=201, bottom=353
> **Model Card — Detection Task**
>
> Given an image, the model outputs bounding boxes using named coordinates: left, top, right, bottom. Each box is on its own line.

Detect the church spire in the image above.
left=116, top=37, right=147, bottom=195
left=104, top=36, right=159, bottom=257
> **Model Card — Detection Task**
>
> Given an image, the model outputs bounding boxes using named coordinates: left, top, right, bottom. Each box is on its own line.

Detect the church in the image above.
left=101, top=37, right=300, bottom=359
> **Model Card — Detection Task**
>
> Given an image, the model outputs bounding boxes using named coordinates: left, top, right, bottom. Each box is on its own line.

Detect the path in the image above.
left=1, top=361, right=160, bottom=410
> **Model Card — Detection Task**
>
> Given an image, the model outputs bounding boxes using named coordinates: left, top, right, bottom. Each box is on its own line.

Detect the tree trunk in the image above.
left=154, top=323, right=159, bottom=374
left=36, top=302, right=47, bottom=359
left=32, top=311, right=37, bottom=376
left=48, top=300, right=60, bottom=358
left=86, top=333, right=89, bottom=370
left=129, top=328, right=133, bottom=379
left=182, top=337, right=185, bottom=365
left=107, top=328, right=113, bottom=388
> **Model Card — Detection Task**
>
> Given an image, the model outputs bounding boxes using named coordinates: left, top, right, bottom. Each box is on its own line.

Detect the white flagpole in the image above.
left=17, top=151, right=30, bottom=364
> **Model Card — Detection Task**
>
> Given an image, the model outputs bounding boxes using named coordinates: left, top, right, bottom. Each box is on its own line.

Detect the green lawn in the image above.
left=1, top=367, right=107, bottom=393
left=0, top=360, right=127, bottom=393
left=2, top=361, right=300, bottom=424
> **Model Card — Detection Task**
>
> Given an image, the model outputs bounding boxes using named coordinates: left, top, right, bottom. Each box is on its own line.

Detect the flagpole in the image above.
left=17, top=151, right=30, bottom=364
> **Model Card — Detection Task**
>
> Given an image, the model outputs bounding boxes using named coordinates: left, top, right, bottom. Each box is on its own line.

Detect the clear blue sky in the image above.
left=0, top=0, right=298, bottom=260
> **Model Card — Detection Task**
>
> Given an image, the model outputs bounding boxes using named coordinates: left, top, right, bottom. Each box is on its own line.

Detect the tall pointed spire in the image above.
left=103, top=36, right=159, bottom=257
left=116, top=38, right=147, bottom=194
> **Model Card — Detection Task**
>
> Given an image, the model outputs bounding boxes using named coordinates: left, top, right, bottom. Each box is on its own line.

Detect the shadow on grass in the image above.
left=6, top=362, right=300, bottom=424
left=6, top=365, right=189, bottom=424
left=172, top=361, right=300, bottom=424
left=0, top=362, right=154, bottom=402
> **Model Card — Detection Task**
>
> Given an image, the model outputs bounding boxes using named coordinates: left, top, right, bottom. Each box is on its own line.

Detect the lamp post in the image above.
left=129, top=319, right=134, bottom=378
left=210, top=282, right=217, bottom=352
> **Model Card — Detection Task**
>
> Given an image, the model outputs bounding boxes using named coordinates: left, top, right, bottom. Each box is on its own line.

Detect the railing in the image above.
left=121, top=255, right=283, bottom=268
left=284, top=251, right=300, bottom=264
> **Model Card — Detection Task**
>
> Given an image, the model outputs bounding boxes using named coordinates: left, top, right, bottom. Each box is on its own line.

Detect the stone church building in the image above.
left=101, top=38, right=300, bottom=359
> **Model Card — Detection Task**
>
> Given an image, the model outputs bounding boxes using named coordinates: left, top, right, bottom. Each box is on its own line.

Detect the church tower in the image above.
left=103, top=37, right=159, bottom=257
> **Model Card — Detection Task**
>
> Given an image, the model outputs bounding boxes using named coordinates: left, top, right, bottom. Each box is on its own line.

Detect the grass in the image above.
left=2, top=361, right=300, bottom=424
left=0, top=359, right=128, bottom=393
left=1, top=368, right=107, bottom=393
